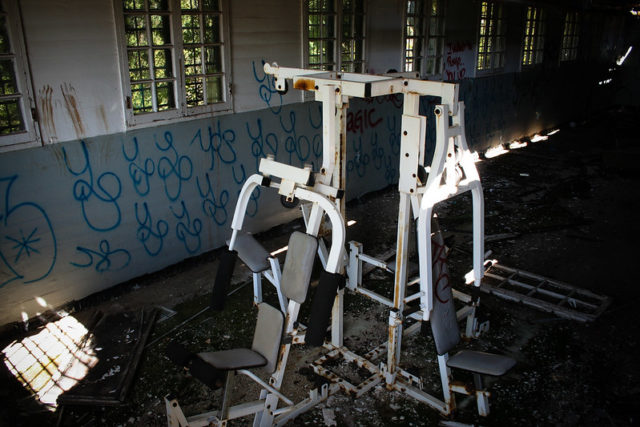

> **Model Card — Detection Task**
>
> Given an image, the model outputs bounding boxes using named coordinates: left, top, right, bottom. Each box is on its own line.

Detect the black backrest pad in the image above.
left=211, top=249, right=237, bottom=311
left=429, top=222, right=461, bottom=355
left=305, top=271, right=344, bottom=347
left=280, top=231, right=318, bottom=304
left=252, top=303, right=285, bottom=373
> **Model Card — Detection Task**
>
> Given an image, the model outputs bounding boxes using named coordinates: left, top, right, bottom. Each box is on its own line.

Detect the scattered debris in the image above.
left=56, top=309, right=157, bottom=407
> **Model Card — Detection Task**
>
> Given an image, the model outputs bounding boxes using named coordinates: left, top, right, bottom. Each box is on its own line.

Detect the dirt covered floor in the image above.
left=2, top=107, right=640, bottom=426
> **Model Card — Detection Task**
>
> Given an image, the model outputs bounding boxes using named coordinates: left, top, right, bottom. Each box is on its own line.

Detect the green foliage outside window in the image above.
left=122, top=0, right=224, bottom=116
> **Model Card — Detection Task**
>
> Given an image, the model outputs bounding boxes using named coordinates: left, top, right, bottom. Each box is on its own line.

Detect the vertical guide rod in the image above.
left=386, top=93, right=421, bottom=381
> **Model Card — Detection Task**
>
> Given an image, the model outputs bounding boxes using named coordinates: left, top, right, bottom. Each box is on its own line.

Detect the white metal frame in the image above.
left=261, top=64, right=489, bottom=417
left=167, top=64, right=491, bottom=425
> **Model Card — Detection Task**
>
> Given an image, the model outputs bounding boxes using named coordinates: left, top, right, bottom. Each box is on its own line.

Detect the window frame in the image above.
left=401, top=0, right=445, bottom=78
left=521, top=6, right=545, bottom=68
left=475, top=0, right=506, bottom=75
left=560, top=11, right=580, bottom=62
left=0, top=0, right=39, bottom=151
left=303, top=0, right=367, bottom=73
left=114, top=0, right=232, bottom=128
left=424, top=0, right=445, bottom=77
left=402, top=0, right=426, bottom=75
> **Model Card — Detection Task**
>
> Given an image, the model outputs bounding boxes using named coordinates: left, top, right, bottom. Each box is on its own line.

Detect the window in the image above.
left=117, top=0, right=231, bottom=125
left=476, top=1, right=505, bottom=72
left=306, top=0, right=366, bottom=73
left=425, top=0, right=445, bottom=75
left=0, top=0, right=37, bottom=150
left=402, top=0, right=444, bottom=76
left=560, top=11, right=580, bottom=62
left=403, top=0, right=425, bottom=73
left=522, top=6, right=544, bottom=66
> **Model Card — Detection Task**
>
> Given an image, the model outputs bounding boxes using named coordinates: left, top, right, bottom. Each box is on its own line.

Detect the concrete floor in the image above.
left=2, top=106, right=639, bottom=426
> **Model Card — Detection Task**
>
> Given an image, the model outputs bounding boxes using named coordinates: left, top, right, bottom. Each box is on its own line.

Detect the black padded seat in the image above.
left=227, top=232, right=270, bottom=273
left=198, top=348, right=267, bottom=371
left=446, top=349, right=515, bottom=376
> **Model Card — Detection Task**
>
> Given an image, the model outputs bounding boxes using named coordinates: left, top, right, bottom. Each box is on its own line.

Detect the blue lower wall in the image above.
left=0, top=93, right=402, bottom=325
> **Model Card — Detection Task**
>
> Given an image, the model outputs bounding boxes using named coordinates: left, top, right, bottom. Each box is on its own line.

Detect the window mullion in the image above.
left=144, top=13, right=158, bottom=112
left=171, top=0, right=185, bottom=114
left=199, top=8, right=207, bottom=104
left=335, top=0, right=341, bottom=71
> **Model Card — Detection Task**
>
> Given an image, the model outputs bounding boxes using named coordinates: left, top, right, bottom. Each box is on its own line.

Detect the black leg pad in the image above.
left=306, top=271, right=344, bottom=347
left=188, top=356, right=226, bottom=389
left=166, top=341, right=194, bottom=367
left=211, top=249, right=237, bottom=311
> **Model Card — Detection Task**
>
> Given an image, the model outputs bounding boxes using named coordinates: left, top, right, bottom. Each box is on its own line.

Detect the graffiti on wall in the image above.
left=444, top=41, right=473, bottom=82
left=0, top=60, right=403, bottom=325
left=0, top=175, right=57, bottom=288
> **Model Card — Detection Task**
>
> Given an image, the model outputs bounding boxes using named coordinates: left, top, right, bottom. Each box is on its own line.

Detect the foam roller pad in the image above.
left=211, top=249, right=237, bottom=311
left=306, top=271, right=345, bottom=346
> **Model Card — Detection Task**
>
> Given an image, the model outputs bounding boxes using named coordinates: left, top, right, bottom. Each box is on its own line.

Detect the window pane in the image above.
left=123, top=0, right=145, bottom=11
left=182, top=14, right=201, bottom=44
left=151, top=15, right=171, bottom=46
left=131, top=82, right=153, bottom=113
left=153, top=48, right=173, bottom=78
left=125, top=15, right=148, bottom=47
left=128, top=50, right=150, bottom=81
left=203, top=14, right=220, bottom=43
left=0, top=16, right=11, bottom=54
left=183, top=47, right=202, bottom=76
left=181, top=0, right=199, bottom=10
left=205, top=46, right=221, bottom=73
left=149, top=0, right=169, bottom=10
left=185, top=76, right=204, bottom=106
left=156, top=81, right=174, bottom=111
left=202, top=0, right=219, bottom=11
left=0, top=59, right=18, bottom=95
left=0, top=99, right=24, bottom=134
left=206, top=76, right=222, bottom=103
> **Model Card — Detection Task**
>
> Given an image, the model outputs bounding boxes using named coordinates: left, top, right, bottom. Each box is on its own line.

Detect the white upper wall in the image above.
left=21, top=0, right=126, bottom=144
left=18, top=0, right=307, bottom=144
left=367, top=0, right=404, bottom=74
left=230, top=0, right=304, bottom=112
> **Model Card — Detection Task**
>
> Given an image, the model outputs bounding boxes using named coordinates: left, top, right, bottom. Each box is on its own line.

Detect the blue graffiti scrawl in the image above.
left=63, top=140, right=122, bottom=232
left=252, top=59, right=283, bottom=114
left=156, top=131, right=193, bottom=202
left=0, top=175, right=57, bottom=288
left=135, top=201, right=169, bottom=257
left=191, top=122, right=236, bottom=172
left=71, top=239, right=131, bottom=273
left=197, top=173, right=229, bottom=226
left=347, top=136, right=370, bottom=178
left=247, top=118, right=279, bottom=171
left=123, top=137, right=155, bottom=196
left=171, top=201, right=202, bottom=255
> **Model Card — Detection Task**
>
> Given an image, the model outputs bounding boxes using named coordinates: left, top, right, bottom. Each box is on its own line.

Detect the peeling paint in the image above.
left=61, top=83, right=85, bottom=138
left=98, top=105, right=109, bottom=133
left=38, top=85, right=57, bottom=143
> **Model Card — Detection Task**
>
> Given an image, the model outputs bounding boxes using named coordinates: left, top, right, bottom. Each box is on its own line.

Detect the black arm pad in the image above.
left=211, top=249, right=238, bottom=311
left=305, top=271, right=345, bottom=347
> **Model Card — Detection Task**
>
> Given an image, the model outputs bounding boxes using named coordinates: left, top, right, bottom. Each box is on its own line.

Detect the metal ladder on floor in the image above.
left=480, top=260, right=611, bottom=322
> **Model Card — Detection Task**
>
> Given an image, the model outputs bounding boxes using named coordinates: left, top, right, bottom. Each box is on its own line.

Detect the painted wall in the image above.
left=0, top=0, right=634, bottom=325
left=20, top=0, right=125, bottom=144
